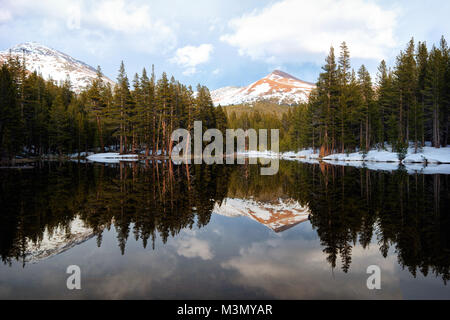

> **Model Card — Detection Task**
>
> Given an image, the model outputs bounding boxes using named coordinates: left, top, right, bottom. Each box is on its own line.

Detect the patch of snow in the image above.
left=87, top=153, right=139, bottom=163
left=403, top=146, right=450, bottom=163
left=322, top=150, right=400, bottom=162
left=278, top=145, right=450, bottom=164
left=251, top=82, right=271, bottom=95
left=69, top=151, right=94, bottom=158
left=235, top=145, right=450, bottom=174
left=237, top=150, right=280, bottom=159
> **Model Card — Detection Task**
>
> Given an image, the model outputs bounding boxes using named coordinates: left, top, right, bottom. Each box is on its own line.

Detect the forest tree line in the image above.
left=1, top=36, right=449, bottom=161
left=0, top=57, right=227, bottom=160
left=228, top=37, right=450, bottom=155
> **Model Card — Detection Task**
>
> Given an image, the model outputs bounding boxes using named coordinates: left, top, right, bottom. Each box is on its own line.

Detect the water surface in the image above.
left=0, top=161, right=449, bottom=299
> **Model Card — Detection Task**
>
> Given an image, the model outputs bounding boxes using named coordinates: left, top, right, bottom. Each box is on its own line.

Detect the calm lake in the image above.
left=0, top=160, right=449, bottom=299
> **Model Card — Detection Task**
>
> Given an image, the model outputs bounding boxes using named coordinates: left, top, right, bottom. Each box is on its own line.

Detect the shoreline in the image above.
left=2, top=146, right=449, bottom=171
left=242, top=146, right=450, bottom=165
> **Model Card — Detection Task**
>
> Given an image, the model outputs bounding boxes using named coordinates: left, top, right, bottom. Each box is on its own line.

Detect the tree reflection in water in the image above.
left=0, top=161, right=448, bottom=283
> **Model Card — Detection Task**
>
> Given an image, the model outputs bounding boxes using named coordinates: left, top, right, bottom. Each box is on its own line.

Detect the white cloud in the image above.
left=0, top=10, right=12, bottom=23
left=91, top=0, right=154, bottom=33
left=221, top=0, right=398, bottom=64
left=1, top=0, right=176, bottom=54
left=170, top=44, right=214, bottom=75
left=182, top=67, right=197, bottom=76
left=221, top=238, right=402, bottom=299
left=173, top=234, right=214, bottom=260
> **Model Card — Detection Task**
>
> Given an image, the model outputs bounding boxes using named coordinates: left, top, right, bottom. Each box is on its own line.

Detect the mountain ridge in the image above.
left=211, top=70, right=316, bottom=106
left=0, top=42, right=115, bottom=93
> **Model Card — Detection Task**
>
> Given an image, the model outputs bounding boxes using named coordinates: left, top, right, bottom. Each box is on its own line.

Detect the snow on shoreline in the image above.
left=239, top=146, right=450, bottom=174
left=85, top=147, right=450, bottom=174
left=241, top=146, right=450, bottom=164
left=321, top=146, right=450, bottom=164
left=87, top=153, right=139, bottom=163
left=86, top=147, right=450, bottom=165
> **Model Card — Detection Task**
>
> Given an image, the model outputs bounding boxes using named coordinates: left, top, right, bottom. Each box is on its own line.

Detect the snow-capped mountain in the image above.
left=211, top=70, right=315, bottom=106
left=0, top=42, right=115, bottom=93
left=214, top=198, right=310, bottom=232
left=25, top=216, right=95, bottom=263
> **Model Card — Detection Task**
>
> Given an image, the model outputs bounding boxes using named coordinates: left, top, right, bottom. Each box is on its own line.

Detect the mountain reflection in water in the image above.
left=0, top=160, right=449, bottom=298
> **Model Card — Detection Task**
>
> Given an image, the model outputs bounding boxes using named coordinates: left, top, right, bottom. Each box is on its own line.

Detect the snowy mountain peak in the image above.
left=10, top=42, right=51, bottom=52
left=268, top=69, right=299, bottom=80
left=11, top=42, right=66, bottom=55
left=211, top=69, right=316, bottom=106
left=0, top=42, right=115, bottom=93
left=266, top=69, right=314, bottom=85
left=214, top=198, right=310, bottom=233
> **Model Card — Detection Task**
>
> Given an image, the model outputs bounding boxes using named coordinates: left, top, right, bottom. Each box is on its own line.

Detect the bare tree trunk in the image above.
left=360, top=122, right=363, bottom=150
left=365, top=115, right=369, bottom=151
left=433, top=103, right=440, bottom=148
left=155, top=114, right=162, bottom=156
left=96, top=116, right=104, bottom=152
left=399, top=92, right=403, bottom=143
left=120, top=117, right=124, bottom=154
left=414, top=105, right=418, bottom=153
left=162, top=121, right=166, bottom=156
left=406, top=107, right=409, bottom=143
left=152, top=113, right=156, bottom=156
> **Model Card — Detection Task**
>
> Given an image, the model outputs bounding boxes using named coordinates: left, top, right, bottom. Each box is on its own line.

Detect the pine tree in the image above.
left=130, top=73, right=141, bottom=153
left=424, top=45, right=445, bottom=147
left=49, top=93, right=71, bottom=154
left=196, top=85, right=216, bottom=130
left=114, top=61, right=132, bottom=153
left=150, top=65, right=157, bottom=155
left=336, top=42, right=354, bottom=153
left=0, top=64, right=24, bottom=159
left=214, top=105, right=228, bottom=133
left=416, top=42, right=428, bottom=150
left=394, top=38, right=417, bottom=150
left=358, top=65, right=374, bottom=152
left=156, top=72, right=171, bottom=154
left=316, top=46, right=338, bottom=156
left=376, top=60, right=393, bottom=149
left=86, top=66, right=106, bottom=151
left=291, top=103, right=312, bottom=150
left=440, top=37, right=450, bottom=147
left=138, top=68, right=152, bottom=156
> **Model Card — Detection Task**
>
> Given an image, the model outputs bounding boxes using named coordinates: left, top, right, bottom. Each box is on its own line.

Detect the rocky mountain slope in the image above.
left=211, top=70, right=315, bottom=106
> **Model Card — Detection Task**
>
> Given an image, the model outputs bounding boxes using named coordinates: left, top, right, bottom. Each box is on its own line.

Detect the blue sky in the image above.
left=0, top=0, right=449, bottom=89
